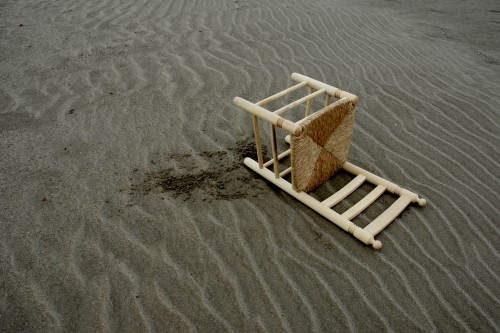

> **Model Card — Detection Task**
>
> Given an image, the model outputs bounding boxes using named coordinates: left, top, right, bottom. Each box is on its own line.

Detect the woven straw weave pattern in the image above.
left=291, top=99, right=355, bottom=193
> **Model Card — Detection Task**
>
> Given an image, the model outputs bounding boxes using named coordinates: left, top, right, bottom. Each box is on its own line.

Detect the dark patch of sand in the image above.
left=131, top=138, right=268, bottom=201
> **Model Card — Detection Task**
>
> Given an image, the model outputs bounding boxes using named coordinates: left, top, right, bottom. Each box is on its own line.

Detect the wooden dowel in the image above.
left=341, top=185, right=386, bottom=220
left=343, top=162, right=426, bottom=206
left=291, top=73, right=358, bottom=105
left=305, top=86, right=313, bottom=116
left=252, top=115, right=263, bottom=169
left=343, top=162, right=401, bottom=193
left=264, top=149, right=290, bottom=168
left=296, top=97, right=350, bottom=126
left=364, top=196, right=412, bottom=236
left=256, top=81, right=308, bottom=106
left=274, top=88, right=325, bottom=116
left=270, top=124, right=279, bottom=178
left=325, top=94, right=331, bottom=107
left=279, top=167, right=292, bottom=177
left=321, top=174, right=366, bottom=208
left=233, top=97, right=302, bottom=135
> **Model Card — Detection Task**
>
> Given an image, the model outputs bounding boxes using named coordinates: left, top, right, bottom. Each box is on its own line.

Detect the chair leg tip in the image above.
left=372, top=240, right=382, bottom=250
left=418, top=198, right=427, bottom=207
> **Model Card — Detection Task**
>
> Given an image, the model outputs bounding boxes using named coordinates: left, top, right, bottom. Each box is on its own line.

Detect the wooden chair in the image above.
left=233, top=73, right=426, bottom=249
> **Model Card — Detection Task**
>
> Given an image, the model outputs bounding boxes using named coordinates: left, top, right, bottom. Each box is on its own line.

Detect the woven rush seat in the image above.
left=233, top=73, right=426, bottom=250
left=292, top=98, right=355, bottom=193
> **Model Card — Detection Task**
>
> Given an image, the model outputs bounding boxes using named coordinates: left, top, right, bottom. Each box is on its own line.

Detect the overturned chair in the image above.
left=233, top=73, right=426, bottom=249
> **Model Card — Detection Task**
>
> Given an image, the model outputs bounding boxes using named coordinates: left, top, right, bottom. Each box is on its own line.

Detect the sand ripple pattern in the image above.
left=1, top=0, right=499, bottom=331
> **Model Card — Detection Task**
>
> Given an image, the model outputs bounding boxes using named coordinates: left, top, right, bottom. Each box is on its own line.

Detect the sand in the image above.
left=1, top=0, right=499, bottom=331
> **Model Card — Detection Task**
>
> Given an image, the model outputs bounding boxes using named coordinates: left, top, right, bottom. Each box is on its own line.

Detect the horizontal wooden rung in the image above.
left=279, top=167, right=292, bottom=177
left=291, top=72, right=358, bottom=105
left=364, top=196, right=412, bottom=236
left=341, top=185, right=386, bottom=220
left=263, top=149, right=290, bottom=168
left=274, top=88, right=326, bottom=116
left=257, top=81, right=308, bottom=107
left=233, top=97, right=302, bottom=135
left=322, top=174, right=366, bottom=208
left=296, top=97, right=350, bottom=126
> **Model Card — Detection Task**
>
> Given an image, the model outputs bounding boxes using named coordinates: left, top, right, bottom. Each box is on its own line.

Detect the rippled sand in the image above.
left=1, top=0, right=499, bottom=331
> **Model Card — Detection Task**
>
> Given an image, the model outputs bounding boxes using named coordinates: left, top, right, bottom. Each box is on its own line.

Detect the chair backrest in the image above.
left=291, top=98, right=355, bottom=193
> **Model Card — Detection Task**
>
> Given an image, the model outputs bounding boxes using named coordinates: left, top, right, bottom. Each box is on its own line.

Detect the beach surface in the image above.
left=1, top=0, right=499, bottom=331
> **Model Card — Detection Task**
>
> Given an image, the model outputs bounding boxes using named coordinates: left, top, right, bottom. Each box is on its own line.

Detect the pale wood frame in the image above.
left=233, top=73, right=426, bottom=250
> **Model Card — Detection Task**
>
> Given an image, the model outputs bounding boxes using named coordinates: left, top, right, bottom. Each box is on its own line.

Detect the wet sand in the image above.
left=1, top=0, right=499, bottom=331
